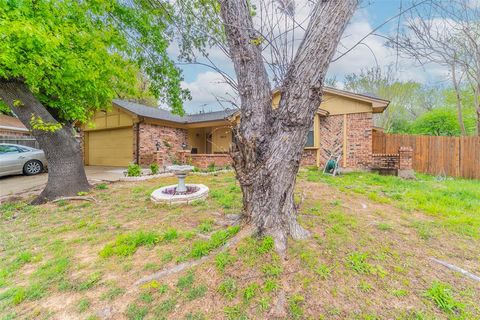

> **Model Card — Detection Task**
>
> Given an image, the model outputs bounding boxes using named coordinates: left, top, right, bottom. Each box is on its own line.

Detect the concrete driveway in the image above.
left=0, top=166, right=126, bottom=198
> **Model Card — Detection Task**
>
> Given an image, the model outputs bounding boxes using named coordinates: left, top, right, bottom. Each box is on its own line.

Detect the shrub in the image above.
left=127, top=163, right=141, bottom=177
left=207, top=162, right=216, bottom=172
left=150, top=163, right=159, bottom=175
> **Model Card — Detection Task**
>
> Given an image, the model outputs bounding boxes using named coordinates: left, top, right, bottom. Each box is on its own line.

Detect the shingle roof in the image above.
left=0, top=114, right=28, bottom=131
left=112, top=99, right=237, bottom=124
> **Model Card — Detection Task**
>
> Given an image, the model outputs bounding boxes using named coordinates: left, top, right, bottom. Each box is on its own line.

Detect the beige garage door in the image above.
left=87, top=127, right=133, bottom=166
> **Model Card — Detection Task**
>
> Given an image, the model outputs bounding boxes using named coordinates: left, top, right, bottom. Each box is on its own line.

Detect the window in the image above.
left=0, top=145, right=21, bottom=154
left=305, top=125, right=314, bottom=147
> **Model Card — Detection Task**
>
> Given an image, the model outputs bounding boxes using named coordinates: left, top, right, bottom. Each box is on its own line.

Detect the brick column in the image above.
left=398, top=146, right=415, bottom=179
left=176, top=150, right=191, bottom=165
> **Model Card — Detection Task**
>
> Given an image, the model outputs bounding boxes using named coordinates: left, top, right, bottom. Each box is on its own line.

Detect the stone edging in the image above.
left=190, top=169, right=234, bottom=176
left=119, top=172, right=174, bottom=182
left=119, top=169, right=234, bottom=181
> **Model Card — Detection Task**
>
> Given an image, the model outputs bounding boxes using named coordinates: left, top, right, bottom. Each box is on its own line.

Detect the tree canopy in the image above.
left=0, top=0, right=188, bottom=122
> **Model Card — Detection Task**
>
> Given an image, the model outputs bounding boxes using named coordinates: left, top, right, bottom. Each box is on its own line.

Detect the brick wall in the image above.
left=371, top=147, right=413, bottom=172
left=345, top=113, right=373, bottom=169
left=319, top=115, right=344, bottom=167
left=399, top=146, right=413, bottom=170
left=318, top=113, right=373, bottom=169
left=301, top=149, right=317, bottom=166
left=187, top=153, right=232, bottom=169
left=137, top=123, right=188, bottom=166
left=372, top=153, right=399, bottom=169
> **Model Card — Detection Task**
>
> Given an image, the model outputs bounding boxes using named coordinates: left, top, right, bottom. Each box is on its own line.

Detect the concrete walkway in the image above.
left=0, top=166, right=126, bottom=198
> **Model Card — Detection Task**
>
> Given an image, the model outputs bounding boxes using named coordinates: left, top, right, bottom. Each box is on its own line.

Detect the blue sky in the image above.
left=174, top=0, right=450, bottom=113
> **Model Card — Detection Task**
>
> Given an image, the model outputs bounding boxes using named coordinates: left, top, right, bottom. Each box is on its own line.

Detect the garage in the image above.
left=86, top=127, right=133, bottom=166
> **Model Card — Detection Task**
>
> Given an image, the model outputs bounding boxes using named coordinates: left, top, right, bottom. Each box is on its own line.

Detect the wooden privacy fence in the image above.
left=372, top=132, right=480, bottom=179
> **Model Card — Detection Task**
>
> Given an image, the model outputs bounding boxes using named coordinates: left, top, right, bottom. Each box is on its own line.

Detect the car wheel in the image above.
left=23, top=160, right=43, bottom=176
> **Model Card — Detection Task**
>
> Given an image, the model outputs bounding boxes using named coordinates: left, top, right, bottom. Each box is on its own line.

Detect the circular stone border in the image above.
left=151, top=184, right=209, bottom=204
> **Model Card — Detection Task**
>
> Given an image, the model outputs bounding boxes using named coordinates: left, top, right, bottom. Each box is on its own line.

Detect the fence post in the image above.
left=398, top=146, right=415, bottom=179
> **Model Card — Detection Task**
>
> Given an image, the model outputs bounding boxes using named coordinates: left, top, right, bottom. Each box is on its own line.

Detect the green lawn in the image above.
left=304, top=170, right=480, bottom=238
left=1, top=171, right=479, bottom=319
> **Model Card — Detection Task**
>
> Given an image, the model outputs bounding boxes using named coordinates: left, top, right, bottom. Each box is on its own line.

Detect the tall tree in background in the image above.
left=344, top=66, right=441, bottom=132
left=393, top=0, right=480, bottom=136
left=0, top=0, right=187, bottom=203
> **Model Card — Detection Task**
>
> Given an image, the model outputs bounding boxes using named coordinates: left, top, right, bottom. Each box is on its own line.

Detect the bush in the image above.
left=127, top=163, right=141, bottom=177
left=150, top=163, right=159, bottom=175
left=207, top=162, right=216, bottom=172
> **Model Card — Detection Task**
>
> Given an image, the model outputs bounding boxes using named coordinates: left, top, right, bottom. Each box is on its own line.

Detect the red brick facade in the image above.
left=345, top=113, right=373, bottom=168
left=319, top=112, right=373, bottom=169
left=301, top=149, right=317, bottom=166
left=372, top=153, right=399, bottom=169
left=319, top=115, right=344, bottom=167
left=134, top=113, right=374, bottom=169
left=136, top=123, right=188, bottom=166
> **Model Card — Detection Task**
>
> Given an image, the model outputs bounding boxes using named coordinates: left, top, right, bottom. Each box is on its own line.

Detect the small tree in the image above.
left=0, top=0, right=187, bottom=203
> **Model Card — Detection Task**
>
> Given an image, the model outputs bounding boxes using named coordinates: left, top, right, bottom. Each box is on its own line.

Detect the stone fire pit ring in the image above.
left=151, top=184, right=209, bottom=204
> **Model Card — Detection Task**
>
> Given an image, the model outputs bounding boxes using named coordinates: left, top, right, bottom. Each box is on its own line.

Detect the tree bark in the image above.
left=220, top=0, right=357, bottom=251
left=451, top=63, right=467, bottom=136
left=0, top=79, right=90, bottom=204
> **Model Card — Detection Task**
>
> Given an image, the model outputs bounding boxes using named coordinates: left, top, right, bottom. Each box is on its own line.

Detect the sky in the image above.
left=173, top=0, right=478, bottom=114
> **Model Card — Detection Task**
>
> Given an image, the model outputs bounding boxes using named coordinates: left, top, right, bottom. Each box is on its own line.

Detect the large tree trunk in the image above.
left=220, top=0, right=357, bottom=251
left=0, top=79, right=90, bottom=204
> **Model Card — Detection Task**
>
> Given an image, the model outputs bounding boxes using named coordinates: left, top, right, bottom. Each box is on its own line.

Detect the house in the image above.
left=80, top=87, right=389, bottom=169
left=0, top=114, right=30, bottom=137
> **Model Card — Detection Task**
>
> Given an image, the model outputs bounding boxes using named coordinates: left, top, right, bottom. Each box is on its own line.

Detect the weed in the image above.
left=377, top=223, right=393, bottom=231
left=315, top=264, right=332, bottom=280
left=263, top=279, right=279, bottom=292
left=177, top=271, right=195, bottom=291
left=198, top=219, right=214, bottom=233
left=258, top=297, right=270, bottom=311
left=139, top=292, right=153, bottom=303
left=215, top=252, right=235, bottom=272
left=243, top=283, right=259, bottom=302
left=189, top=226, right=240, bottom=259
left=358, top=280, right=373, bottom=293
left=262, top=262, right=283, bottom=278
left=187, top=284, right=207, bottom=300
left=161, top=252, right=174, bottom=263
left=126, top=303, right=148, bottom=320
left=96, top=183, right=108, bottom=190
left=224, top=305, right=246, bottom=320
left=100, top=228, right=179, bottom=258
left=218, top=278, right=237, bottom=300
left=154, top=298, right=176, bottom=316
left=346, top=252, right=373, bottom=274
left=424, top=281, right=463, bottom=313
left=391, top=289, right=408, bottom=297
left=101, top=287, right=124, bottom=301
left=288, top=294, right=305, bottom=319
left=256, top=236, right=275, bottom=254
left=185, top=311, right=206, bottom=320
left=78, top=298, right=90, bottom=313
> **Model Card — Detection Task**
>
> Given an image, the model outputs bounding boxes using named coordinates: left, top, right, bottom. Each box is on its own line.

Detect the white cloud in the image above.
left=328, top=10, right=449, bottom=85
left=181, top=71, right=237, bottom=113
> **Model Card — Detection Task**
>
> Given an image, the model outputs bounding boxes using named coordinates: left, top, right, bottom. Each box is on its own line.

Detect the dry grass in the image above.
left=0, top=171, right=479, bottom=319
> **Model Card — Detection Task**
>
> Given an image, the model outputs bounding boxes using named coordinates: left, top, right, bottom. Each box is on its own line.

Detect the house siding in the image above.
left=137, top=123, right=188, bottom=166
left=319, top=112, right=373, bottom=169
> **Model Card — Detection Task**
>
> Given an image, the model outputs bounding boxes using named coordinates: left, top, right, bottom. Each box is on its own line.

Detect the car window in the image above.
left=0, top=145, right=21, bottom=154
left=18, top=147, right=30, bottom=152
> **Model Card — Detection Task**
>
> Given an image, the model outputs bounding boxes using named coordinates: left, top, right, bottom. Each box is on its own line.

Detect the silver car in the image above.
left=0, top=144, right=47, bottom=177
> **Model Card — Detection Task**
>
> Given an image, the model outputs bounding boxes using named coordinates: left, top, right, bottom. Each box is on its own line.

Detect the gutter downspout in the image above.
left=136, top=118, right=144, bottom=165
